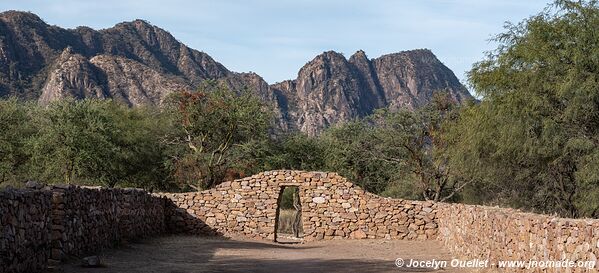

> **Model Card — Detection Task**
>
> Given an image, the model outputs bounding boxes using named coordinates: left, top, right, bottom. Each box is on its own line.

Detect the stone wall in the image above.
left=4, top=170, right=598, bottom=273
left=0, top=184, right=167, bottom=273
left=163, top=170, right=439, bottom=241
left=437, top=203, right=599, bottom=272
left=49, top=185, right=167, bottom=262
left=0, top=189, right=52, bottom=273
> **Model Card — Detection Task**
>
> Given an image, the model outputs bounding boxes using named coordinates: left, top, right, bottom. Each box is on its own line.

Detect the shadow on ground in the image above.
left=61, top=236, right=463, bottom=273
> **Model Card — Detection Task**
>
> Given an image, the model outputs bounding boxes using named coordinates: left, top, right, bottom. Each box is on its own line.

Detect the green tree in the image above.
left=29, top=99, right=119, bottom=185
left=0, top=98, right=35, bottom=186
left=451, top=0, right=599, bottom=217
left=258, top=133, right=327, bottom=171
left=27, top=99, right=168, bottom=188
left=316, top=94, right=469, bottom=200
left=165, top=82, right=272, bottom=190
left=366, top=94, right=469, bottom=201
left=104, top=105, right=172, bottom=190
left=321, top=121, right=397, bottom=194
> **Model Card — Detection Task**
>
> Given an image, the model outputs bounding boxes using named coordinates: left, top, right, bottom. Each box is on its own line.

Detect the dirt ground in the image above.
left=61, top=235, right=472, bottom=273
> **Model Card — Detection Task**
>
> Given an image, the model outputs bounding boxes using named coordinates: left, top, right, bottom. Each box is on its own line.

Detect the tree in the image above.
left=367, top=93, right=470, bottom=202
left=27, top=99, right=168, bottom=188
left=258, top=132, right=327, bottom=171
left=322, top=121, right=396, bottom=194
left=28, top=99, right=113, bottom=185
left=314, top=93, right=470, bottom=200
left=102, top=105, right=172, bottom=190
left=165, top=82, right=272, bottom=190
left=451, top=0, right=599, bottom=217
left=0, top=98, right=35, bottom=186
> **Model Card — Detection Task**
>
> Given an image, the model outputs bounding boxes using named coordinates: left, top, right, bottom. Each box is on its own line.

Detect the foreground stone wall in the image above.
left=0, top=185, right=166, bottom=273
left=0, top=189, right=52, bottom=273
left=163, top=170, right=438, bottom=241
left=437, top=203, right=599, bottom=272
left=49, top=185, right=167, bottom=261
left=4, top=170, right=598, bottom=273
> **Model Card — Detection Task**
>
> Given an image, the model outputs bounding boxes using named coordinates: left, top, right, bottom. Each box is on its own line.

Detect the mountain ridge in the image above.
left=0, top=10, right=473, bottom=134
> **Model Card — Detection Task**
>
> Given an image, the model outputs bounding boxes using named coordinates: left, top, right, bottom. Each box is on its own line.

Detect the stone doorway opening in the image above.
left=274, top=186, right=303, bottom=243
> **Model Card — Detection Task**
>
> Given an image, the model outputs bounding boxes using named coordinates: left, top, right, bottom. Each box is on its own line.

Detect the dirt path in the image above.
left=61, top=236, right=472, bottom=273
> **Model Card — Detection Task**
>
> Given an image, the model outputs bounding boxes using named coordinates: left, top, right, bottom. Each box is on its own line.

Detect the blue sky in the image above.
left=1, top=0, right=550, bottom=86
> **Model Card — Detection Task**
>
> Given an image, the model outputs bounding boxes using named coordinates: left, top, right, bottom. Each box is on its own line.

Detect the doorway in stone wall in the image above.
left=274, top=186, right=304, bottom=243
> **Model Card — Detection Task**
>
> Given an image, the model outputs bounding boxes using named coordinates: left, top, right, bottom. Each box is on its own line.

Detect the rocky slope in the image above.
left=271, top=50, right=472, bottom=135
left=0, top=11, right=473, bottom=134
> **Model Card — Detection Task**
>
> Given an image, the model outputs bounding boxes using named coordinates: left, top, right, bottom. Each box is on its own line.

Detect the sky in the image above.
left=0, top=0, right=551, bottom=87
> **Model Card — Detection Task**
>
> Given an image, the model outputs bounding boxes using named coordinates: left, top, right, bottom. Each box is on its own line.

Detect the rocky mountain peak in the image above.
left=349, top=50, right=368, bottom=62
left=130, top=19, right=154, bottom=28
left=39, top=47, right=107, bottom=104
left=0, top=10, right=44, bottom=25
left=110, top=19, right=171, bottom=42
left=0, top=11, right=473, bottom=135
left=271, top=49, right=472, bottom=135
left=300, top=51, right=349, bottom=75
left=315, top=50, right=346, bottom=60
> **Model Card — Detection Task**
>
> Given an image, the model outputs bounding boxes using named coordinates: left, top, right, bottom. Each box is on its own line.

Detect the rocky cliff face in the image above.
left=0, top=11, right=232, bottom=100
left=272, top=50, right=472, bottom=135
left=372, top=50, right=471, bottom=110
left=0, top=11, right=473, bottom=134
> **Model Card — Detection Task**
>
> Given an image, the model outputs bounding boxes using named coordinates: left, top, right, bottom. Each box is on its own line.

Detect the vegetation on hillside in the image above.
left=0, top=0, right=598, bottom=218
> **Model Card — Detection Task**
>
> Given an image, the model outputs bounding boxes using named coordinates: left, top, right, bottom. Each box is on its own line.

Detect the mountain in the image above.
left=271, top=50, right=472, bottom=135
left=0, top=11, right=473, bottom=135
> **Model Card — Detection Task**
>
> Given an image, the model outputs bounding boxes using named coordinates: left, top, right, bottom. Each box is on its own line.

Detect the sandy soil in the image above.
left=60, top=235, right=472, bottom=273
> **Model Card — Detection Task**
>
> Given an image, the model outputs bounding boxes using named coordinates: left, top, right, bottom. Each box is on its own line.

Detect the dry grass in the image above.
left=277, top=209, right=297, bottom=234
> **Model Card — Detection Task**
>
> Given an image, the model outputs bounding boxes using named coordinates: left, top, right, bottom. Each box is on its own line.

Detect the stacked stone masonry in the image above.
left=162, top=170, right=439, bottom=241
left=437, top=203, right=599, bottom=273
left=1, top=170, right=598, bottom=273
left=48, top=185, right=167, bottom=262
left=0, top=185, right=166, bottom=273
left=0, top=189, right=51, bottom=273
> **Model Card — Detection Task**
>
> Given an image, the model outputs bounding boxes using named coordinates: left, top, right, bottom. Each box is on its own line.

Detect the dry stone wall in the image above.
left=437, top=203, right=599, bottom=273
left=0, top=189, right=52, bottom=273
left=49, top=185, right=167, bottom=262
left=163, top=170, right=439, bottom=241
left=3, top=170, right=599, bottom=273
left=0, top=184, right=166, bottom=273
